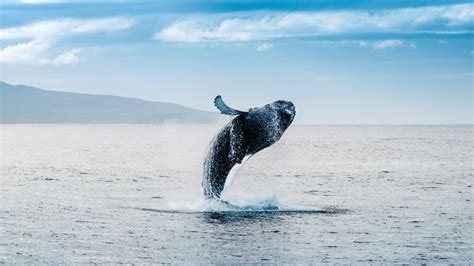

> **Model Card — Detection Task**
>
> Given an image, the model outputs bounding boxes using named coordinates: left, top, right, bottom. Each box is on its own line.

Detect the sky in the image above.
left=0, top=0, right=473, bottom=124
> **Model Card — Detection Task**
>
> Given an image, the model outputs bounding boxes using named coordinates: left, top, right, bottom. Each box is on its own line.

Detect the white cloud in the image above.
left=256, top=43, right=273, bottom=52
left=153, top=20, right=259, bottom=43
left=0, top=41, right=50, bottom=65
left=357, top=41, right=368, bottom=47
left=0, top=17, right=134, bottom=65
left=0, top=17, right=134, bottom=41
left=154, top=3, right=474, bottom=43
left=373, top=40, right=403, bottom=49
left=0, top=42, right=81, bottom=65
left=51, top=48, right=80, bottom=65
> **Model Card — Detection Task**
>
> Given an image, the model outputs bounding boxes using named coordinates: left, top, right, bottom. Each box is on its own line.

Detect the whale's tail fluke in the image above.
left=214, top=95, right=247, bottom=116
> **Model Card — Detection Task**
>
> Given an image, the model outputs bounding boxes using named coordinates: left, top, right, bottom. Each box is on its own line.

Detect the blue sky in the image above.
left=0, top=0, right=472, bottom=124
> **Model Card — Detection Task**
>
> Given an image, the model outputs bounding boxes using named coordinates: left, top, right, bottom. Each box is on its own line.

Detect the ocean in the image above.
left=0, top=124, right=472, bottom=263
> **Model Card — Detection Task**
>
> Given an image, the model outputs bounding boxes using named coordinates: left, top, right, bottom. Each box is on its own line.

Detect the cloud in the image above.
left=154, top=3, right=474, bottom=43
left=373, top=40, right=403, bottom=49
left=51, top=48, right=80, bottom=65
left=256, top=43, right=273, bottom=52
left=0, top=41, right=50, bottom=65
left=0, top=17, right=134, bottom=41
left=0, top=41, right=81, bottom=65
left=0, top=17, right=134, bottom=65
left=153, top=20, right=258, bottom=43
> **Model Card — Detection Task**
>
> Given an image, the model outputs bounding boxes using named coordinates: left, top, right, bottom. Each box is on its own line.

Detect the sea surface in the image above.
left=0, top=124, right=472, bottom=263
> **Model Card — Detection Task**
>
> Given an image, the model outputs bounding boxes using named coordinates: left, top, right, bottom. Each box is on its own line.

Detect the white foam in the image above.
left=137, top=191, right=341, bottom=214
left=155, top=192, right=280, bottom=213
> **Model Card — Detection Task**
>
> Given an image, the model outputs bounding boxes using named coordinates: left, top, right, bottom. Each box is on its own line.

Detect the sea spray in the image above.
left=160, top=192, right=281, bottom=212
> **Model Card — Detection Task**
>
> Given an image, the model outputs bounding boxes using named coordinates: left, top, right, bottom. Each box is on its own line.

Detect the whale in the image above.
left=202, top=95, right=296, bottom=199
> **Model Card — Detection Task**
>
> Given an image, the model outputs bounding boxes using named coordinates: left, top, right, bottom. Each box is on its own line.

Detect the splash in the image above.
left=133, top=192, right=347, bottom=214
left=146, top=193, right=280, bottom=213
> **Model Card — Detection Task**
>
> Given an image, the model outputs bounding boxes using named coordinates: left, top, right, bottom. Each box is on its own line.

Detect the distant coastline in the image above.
left=0, top=82, right=219, bottom=124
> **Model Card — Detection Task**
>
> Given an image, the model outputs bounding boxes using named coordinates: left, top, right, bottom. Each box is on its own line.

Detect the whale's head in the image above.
left=268, top=100, right=296, bottom=132
left=242, top=99, right=295, bottom=155
left=242, top=99, right=295, bottom=151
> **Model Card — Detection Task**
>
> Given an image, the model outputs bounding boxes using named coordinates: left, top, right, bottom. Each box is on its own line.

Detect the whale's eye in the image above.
left=280, top=109, right=292, bottom=121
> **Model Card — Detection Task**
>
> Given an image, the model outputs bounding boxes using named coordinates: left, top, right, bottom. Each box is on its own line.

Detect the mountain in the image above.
left=0, top=82, right=219, bottom=124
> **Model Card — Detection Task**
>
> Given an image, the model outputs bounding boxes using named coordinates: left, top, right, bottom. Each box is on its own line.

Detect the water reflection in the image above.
left=199, top=207, right=349, bottom=224
left=201, top=211, right=283, bottom=225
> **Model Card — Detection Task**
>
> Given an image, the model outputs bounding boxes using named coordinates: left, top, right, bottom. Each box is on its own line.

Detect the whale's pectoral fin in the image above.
left=229, top=115, right=247, bottom=164
left=214, top=95, right=247, bottom=116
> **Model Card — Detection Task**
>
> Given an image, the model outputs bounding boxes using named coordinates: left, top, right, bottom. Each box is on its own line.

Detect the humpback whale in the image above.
left=202, top=95, right=296, bottom=199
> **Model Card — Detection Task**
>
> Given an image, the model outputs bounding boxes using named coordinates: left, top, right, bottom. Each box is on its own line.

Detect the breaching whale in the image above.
left=202, top=95, right=296, bottom=199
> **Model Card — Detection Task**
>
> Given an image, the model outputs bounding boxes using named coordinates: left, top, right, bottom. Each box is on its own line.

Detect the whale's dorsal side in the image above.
left=214, top=95, right=247, bottom=116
